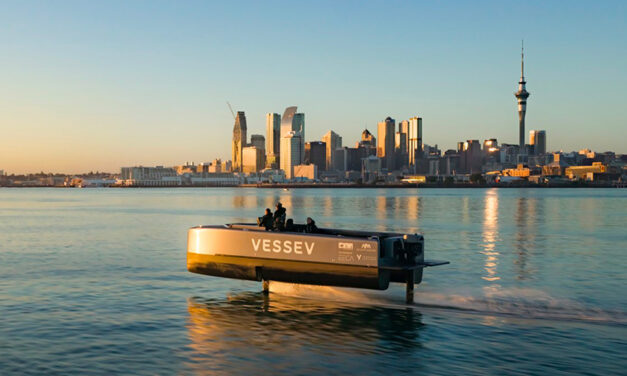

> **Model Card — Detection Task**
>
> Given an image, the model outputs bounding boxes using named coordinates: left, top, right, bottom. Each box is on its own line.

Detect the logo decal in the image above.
left=338, top=242, right=354, bottom=250
left=251, top=238, right=314, bottom=255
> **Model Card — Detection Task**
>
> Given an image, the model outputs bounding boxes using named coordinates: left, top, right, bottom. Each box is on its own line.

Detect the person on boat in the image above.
left=273, top=202, right=286, bottom=231
left=258, top=208, right=273, bottom=231
left=285, top=218, right=296, bottom=232
left=305, top=217, right=318, bottom=233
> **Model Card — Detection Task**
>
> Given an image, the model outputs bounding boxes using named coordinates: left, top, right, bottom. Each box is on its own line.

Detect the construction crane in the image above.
left=226, top=101, right=236, bottom=120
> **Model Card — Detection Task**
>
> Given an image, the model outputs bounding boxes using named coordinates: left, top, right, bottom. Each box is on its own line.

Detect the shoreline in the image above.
left=1, top=183, right=624, bottom=189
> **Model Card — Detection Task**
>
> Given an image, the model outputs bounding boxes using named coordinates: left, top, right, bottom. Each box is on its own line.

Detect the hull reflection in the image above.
left=186, top=293, right=425, bottom=374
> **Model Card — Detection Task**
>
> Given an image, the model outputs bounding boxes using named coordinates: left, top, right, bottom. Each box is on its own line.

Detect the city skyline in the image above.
left=1, top=1, right=626, bottom=174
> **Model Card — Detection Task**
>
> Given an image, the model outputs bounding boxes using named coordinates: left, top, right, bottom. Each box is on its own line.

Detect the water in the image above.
left=1, top=188, right=625, bottom=375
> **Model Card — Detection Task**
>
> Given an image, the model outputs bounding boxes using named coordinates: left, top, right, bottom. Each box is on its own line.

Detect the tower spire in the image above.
left=515, top=40, right=530, bottom=151
left=521, top=40, right=525, bottom=80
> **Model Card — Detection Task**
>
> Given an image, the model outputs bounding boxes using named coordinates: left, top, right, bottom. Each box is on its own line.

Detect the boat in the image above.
left=187, top=223, right=449, bottom=303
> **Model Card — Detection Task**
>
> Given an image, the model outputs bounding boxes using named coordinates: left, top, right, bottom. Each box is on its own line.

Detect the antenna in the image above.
left=226, top=101, right=236, bottom=120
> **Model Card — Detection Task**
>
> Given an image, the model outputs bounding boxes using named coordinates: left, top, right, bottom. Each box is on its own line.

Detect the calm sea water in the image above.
left=1, top=188, right=625, bottom=375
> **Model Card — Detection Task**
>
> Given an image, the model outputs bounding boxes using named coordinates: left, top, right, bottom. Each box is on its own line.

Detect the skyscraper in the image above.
left=395, top=131, right=408, bottom=169
left=408, top=116, right=422, bottom=167
left=280, top=106, right=305, bottom=168
left=358, top=129, right=377, bottom=158
left=515, top=42, right=530, bottom=151
left=250, top=134, right=265, bottom=150
left=280, top=131, right=302, bottom=179
left=461, top=140, right=482, bottom=174
left=322, top=130, right=342, bottom=170
left=377, top=117, right=396, bottom=170
left=266, top=113, right=281, bottom=168
left=398, top=120, right=410, bottom=152
left=305, top=141, right=327, bottom=172
left=232, top=111, right=247, bottom=172
left=530, top=130, right=546, bottom=155
left=250, top=134, right=265, bottom=168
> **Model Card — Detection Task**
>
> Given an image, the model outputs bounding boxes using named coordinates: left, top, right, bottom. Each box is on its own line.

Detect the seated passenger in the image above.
left=305, top=217, right=318, bottom=233
left=258, top=208, right=273, bottom=231
left=273, top=202, right=286, bottom=230
left=285, top=218, right=296, bottom=232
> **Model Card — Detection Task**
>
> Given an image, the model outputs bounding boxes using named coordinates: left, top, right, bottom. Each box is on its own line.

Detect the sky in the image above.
left=1, top=0, right=626, bottom=174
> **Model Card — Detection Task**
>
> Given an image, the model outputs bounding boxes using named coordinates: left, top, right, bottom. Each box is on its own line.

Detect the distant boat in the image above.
left=187, top=223, right=448, bottom=303
left=282, top=188, right=289, bottom=191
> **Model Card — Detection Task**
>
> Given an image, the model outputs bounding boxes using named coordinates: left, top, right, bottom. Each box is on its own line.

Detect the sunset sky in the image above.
left=1, top=0, right=626, bottom=174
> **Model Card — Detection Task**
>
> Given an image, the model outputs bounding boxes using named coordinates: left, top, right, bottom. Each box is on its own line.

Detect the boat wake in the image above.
left=269, top=282, right=626, bottom=325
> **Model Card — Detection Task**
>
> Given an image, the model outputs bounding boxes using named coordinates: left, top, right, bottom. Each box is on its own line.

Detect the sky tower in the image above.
left=515, top=41, right=530, bottom=151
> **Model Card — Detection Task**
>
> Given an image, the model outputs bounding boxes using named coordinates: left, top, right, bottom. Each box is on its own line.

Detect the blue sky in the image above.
left=1, top=0, right=626, bottom=173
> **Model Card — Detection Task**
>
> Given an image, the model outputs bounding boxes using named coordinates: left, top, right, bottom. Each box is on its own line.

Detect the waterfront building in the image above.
left=503, top=163, right=531, bottom=177
left=408, top=117, right=423, bottom=168
left=266, top=113, right=281, bottom=168
left=232, top=111, right=247, bottom=172
left=293, top=164, right=317, bottom=181
left=304, top=141, right=327, bottom=172
left=224, top=160, right=233, bottom=172
left=280, top=131, right=303, bottom=179
left=120, top=166, right=180, bottom=187
left=530, top=130, right=546, bottom=155
left=322, top=130, right=342, bottom=170
left=377, top=117, right=396, bottom=170
left=515, top=43, right=530, bottom=151
left=565, top=162, right=607, bottom=180
left=242, top=146, right=265, bottom=173
left=190, top=173, right=240, bottom=186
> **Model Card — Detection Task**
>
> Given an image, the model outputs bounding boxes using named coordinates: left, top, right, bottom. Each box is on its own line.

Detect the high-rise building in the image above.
left=280, top=107, right=305, bottom=167
left=242, top=146, right=265, bottom=173
left=250, top=134, right=266, bottom=168
left=232, top=111, right=247, bottom=172
left=398, top=120, right=410, bottom=152
left=515, top=42, right=530, bottom=151
left=357, top=129, right=377, bottom=158
left=294, top=113, right=305, bottom=161
left=408, top=117, right=423, bottom=167
left=322, top=130, right=342, bottom=170
left=305, top=141, right=327, bottom=172
left=333, top=147, right=361, bottom=172
left=461, top=140, right=482, bottom=174
left=377, top=117, right=396, bottom=170
left=280, top=131, right=302, bottom=179
left=250, top=134, right=265, bottom=150
left=530, top=130, right=546, bottom=155
left=395, top=131, right=408, bottom=169
left=360, top=129, right=376, bottom=147
left=266, top=113, right=281, bottom=168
